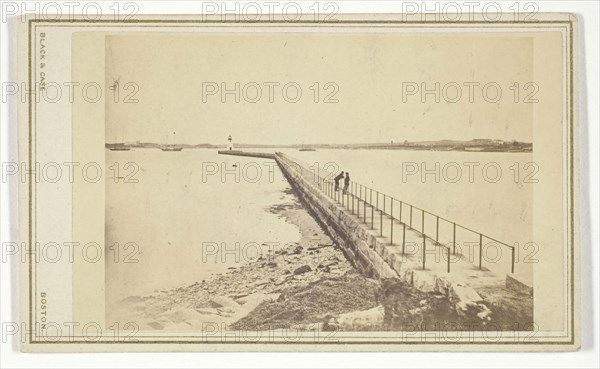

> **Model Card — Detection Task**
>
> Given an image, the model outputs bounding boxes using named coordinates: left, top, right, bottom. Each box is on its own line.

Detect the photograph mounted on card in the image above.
left=17, top=13, right=580, bottom=352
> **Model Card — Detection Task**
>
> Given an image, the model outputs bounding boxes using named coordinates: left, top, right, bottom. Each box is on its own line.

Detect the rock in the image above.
left=251, top=279, right=270, bottom=288
left=409, top=307, right=421, bottom=315
left=195, top=308, right=219, bottom=315
left=411, top=270, right=437, bottom=293
left=434, top=276, right=452, bottom=296
left=274, top=276, right=290, bottom=286
left=147, top=321, right=164, bottom=330
left=120, top=295, right=144, bottom=304
left=308, top=244, right=333, bottom=251
left=293, top=245, right=304, bottom=254
left=210, top=296, right=241, bottom=309
left=267, top=262, right=278, bottom=268
left=159, top=308, right=208, bottom=324
left=449, top=284, right=492, bottom=320
left=324, top=305, right=385, bottom=331
left=217, top=306, right=237, bottom=315
left=506, top=273, right=533, bottom=296
left=294, top=265, right=312, bottom=275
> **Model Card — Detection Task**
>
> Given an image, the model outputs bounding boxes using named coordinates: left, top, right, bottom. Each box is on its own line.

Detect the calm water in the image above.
left=277, top=148, right=533, bottom=246
left=106, top=148, right=533, bottom=302
left=105, top=149, right=301, bottom=302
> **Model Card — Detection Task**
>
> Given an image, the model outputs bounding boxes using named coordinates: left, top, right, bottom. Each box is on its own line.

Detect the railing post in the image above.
left=370, top=189, right=374, bottom=229
left=436, top=215, right=439, bottom=243
left=399, top=201, right=403, bottom=224
left=360, top=185, right=364, bottom=222
left=358, top=184, right=360, bottom=209
left=381, top=195, right=385, bottom=237
left=402, top=223, right=406, bottom=254
left=511, top=247, right=515, bottom=274
left=447, top=247, right=450, bottom=273
left=422, top=234, right=426, bottom=270
left=452, top=222, right=456, bottom=255
left=363, top=189, right=367, bottom=223
left=410, top=205, right=413, bottom=228
left=333, top=180, right=336, bottom=201
left=421, top=210, right=425, bottom=234
left=346, top=184, right=349, bottom=209
left=358, top=184, right=361, bottom=215
left=390, top=200, right=394, bottom=245
left=357, top=185, right=360, bottom=216
left=479, top=233, right=483, bottom=270
left=351, top=183, right=355, bottom=214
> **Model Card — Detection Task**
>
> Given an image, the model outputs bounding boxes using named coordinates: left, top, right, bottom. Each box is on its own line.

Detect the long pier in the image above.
left=218, top=150, right=533, bottom=312
left=217, top=150, right=275, bottom=159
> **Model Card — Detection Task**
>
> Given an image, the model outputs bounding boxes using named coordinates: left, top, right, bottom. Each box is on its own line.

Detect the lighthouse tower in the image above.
left=227, top=134, right=233, bottom=151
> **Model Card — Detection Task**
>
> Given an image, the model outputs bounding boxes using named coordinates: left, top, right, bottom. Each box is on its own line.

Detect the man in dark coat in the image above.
left=334, top=171, right=344, bottom=191
left=343, top=173, right=350, bottom=194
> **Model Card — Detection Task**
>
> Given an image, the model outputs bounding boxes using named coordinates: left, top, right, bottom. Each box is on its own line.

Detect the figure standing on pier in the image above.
left=227, top=134, right=234, bottom=151
left=334, top=171, right=344, bottom=191
left=343, top=173, right=350, bottom=194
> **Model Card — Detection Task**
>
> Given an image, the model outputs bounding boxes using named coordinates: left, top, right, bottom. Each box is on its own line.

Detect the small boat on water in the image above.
left=161, top=145, right=182, bottom=152
left=299, top=148, right=316, bottom=152
left=161, top=131, right=182, bottom=151
left=108, top=143, right=131, bottom=151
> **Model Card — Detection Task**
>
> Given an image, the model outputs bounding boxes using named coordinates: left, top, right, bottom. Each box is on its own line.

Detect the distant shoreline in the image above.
left=106, top=139, right=532, bottom=153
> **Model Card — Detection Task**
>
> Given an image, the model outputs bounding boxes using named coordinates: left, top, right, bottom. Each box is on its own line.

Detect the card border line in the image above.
left=26, top=18, right=576, bottom=346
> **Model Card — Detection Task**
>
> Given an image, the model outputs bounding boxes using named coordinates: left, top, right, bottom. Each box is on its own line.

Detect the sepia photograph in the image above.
left=8, top=5, right=594, bottom=360
left=103, top=32, right=537, bottom=333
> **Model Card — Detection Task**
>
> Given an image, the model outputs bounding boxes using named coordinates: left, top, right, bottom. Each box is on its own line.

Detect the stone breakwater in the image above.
left=274, top=152, right=533, bottom=322
left=275, top=153, right=398, bottom=280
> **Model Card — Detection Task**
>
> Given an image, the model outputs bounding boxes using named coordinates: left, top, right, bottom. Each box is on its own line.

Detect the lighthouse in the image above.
left=227, top=134, right=233, bottom=151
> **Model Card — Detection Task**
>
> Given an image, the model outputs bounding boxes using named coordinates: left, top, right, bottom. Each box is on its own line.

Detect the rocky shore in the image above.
left=109, top=193, right=381, bottom=331
left=111, top=189, right=532, bottom=333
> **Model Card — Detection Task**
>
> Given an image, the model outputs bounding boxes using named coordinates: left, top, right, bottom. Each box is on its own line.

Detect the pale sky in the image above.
left=105, top=32, right=534, bottom=145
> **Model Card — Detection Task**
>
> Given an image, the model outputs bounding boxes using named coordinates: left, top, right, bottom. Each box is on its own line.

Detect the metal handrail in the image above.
left=276, top=154, right=516, bottom=275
